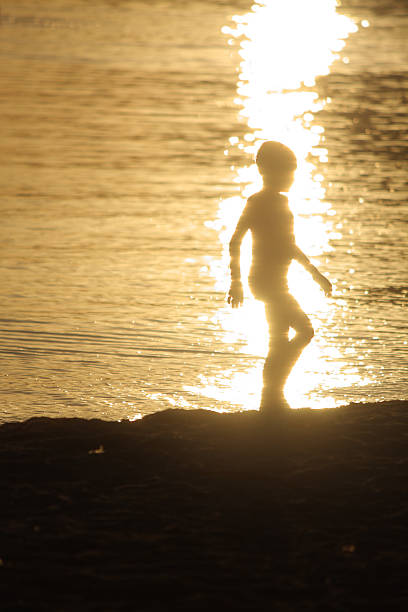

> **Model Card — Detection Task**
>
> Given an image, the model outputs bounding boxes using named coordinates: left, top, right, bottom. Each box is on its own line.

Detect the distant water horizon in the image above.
left=0, top=0, right=407, bottom=423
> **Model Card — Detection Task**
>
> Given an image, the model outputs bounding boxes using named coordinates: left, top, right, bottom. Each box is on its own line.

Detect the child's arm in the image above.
left=227, top=202, right=252, bottom=308
left=293, top=246, right=332, bottom=296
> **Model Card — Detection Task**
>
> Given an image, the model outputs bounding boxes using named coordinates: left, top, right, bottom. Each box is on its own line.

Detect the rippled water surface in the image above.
left=1, top=0, right=407, bottom=422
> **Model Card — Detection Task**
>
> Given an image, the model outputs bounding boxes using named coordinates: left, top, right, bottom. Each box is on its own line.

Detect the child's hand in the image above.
left=227, top=280, right=244, bottom=308
left=316, top=273, right=332, bottom=297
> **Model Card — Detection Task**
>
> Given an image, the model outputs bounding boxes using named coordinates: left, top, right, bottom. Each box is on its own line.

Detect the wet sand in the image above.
left=1, top=401, right=408, bottom=611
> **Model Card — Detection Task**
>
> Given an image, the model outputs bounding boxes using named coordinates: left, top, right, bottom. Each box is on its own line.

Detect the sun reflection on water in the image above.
left=197, top=0, right=375, bottom=410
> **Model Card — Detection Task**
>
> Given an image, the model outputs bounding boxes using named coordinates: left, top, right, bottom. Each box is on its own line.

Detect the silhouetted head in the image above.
left=256, top=141, right=297, bottom=191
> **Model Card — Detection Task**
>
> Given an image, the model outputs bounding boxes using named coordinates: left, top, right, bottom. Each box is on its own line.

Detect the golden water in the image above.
left=1, top=0, right=407, bottom=422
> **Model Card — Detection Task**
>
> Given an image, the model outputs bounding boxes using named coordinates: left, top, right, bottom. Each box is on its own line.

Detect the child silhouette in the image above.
left=228, top=141, right=332, bottom=413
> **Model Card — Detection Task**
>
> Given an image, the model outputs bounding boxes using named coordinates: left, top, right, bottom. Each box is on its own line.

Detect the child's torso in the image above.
left=247, top=190, right=295, bottom=268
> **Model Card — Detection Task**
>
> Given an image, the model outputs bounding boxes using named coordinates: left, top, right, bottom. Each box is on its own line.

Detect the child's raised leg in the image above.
left=261, top=294, right=314, bottom=413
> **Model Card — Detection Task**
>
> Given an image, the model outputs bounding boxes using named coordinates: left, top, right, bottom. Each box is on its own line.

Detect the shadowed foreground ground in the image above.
left=1, top=401, right=408, bottom=611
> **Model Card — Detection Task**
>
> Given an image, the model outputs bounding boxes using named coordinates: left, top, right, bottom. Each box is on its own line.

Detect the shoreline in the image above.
left=1, top=400, right=408, bottom=610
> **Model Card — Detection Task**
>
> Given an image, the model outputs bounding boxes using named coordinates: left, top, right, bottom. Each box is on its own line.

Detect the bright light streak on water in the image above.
left=197, top=0, right=375, bottom=410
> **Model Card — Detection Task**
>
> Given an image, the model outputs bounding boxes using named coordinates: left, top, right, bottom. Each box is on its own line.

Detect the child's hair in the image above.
left=256, top=141, right=297, bottom=175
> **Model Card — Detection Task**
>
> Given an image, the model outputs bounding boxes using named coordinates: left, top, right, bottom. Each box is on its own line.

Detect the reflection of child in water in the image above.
left=228, top=141, right=332, bottom=413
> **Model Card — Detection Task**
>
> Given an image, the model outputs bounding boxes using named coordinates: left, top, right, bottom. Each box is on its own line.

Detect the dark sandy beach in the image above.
left=1, top=401, right=408, bottom=611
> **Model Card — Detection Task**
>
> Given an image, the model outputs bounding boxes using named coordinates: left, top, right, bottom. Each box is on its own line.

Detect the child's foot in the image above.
left=259, top=396, right=290, bottom=416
